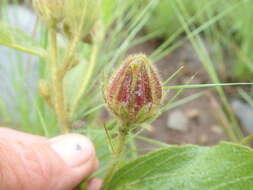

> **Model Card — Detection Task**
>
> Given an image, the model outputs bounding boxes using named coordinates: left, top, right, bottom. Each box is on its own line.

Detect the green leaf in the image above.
left=0, top=21, right=46, bottom=57
left=106, top=142, right=253, bottom=190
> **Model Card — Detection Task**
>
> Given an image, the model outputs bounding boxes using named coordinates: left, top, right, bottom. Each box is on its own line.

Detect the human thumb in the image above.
left=0, top=128, right=99, bottom=190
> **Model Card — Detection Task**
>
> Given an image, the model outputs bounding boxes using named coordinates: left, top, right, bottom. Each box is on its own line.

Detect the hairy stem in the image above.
left=61, top=35, right=80, bottom=75
left=101, top=126, right=128, bottom=189
left=50, top=27, right=69, bottom=134
left=241, top=134, right=253, bottom=145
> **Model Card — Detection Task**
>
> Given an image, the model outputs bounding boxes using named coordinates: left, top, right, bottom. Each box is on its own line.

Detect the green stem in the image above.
left=241, top=134, right=253, bottom=145
left=66, top=35, right=80, bottom=61
left=62, top=35, right=80, bottom=72
left=101, top=126, right=128, bottom=189
left=70, top=44, right=99, bottom=118
left=50, top=27, right=69, bottom=134
left=8, top=44, right=46, bottom=58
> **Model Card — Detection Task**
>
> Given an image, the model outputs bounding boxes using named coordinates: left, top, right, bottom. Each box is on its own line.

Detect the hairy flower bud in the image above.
left=104, top=54, right=163, bottom=125
left=63, top=0, right=100, bottom=40
left=33, top=0, right=64, bottom=26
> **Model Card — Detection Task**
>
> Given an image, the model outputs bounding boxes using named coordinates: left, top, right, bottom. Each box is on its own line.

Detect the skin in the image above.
left=0, top=128, right=102, bottom=190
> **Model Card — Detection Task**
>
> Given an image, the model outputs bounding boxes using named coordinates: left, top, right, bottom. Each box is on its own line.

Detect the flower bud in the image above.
left=33, top=0, right=64, bottom=26
left=104, top=54, right=163, bottom=125
left=63, top=0, right=100, bottom=40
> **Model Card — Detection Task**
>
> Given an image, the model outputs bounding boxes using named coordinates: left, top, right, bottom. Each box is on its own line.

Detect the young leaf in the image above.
left=0, top=21, right=46, bottom=57
left=106, top=142, right=253, bottom=190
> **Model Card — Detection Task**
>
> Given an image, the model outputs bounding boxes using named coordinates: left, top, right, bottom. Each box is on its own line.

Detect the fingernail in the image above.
left=50, top=134, right=94, bottom=168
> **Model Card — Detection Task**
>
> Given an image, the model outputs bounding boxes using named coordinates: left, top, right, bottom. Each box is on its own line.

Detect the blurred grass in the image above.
left=147, top=0, right=253, bottom=81
left=146, top=0, right=253, bottom=141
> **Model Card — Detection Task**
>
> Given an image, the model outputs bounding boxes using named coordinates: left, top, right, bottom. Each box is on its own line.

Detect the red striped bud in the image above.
left=104, top=54, right=163, bottom=125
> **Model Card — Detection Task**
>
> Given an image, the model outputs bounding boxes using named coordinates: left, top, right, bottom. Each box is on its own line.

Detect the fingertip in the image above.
left=0, top=130, right=100, bottom=190
left=49, top=134, right=99, bottom=189
left=50, top=134, right=96, bottom=168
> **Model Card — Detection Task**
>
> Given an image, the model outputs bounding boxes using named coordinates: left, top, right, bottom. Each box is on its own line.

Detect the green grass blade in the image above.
left=164, top=83, right=253, bottom=90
